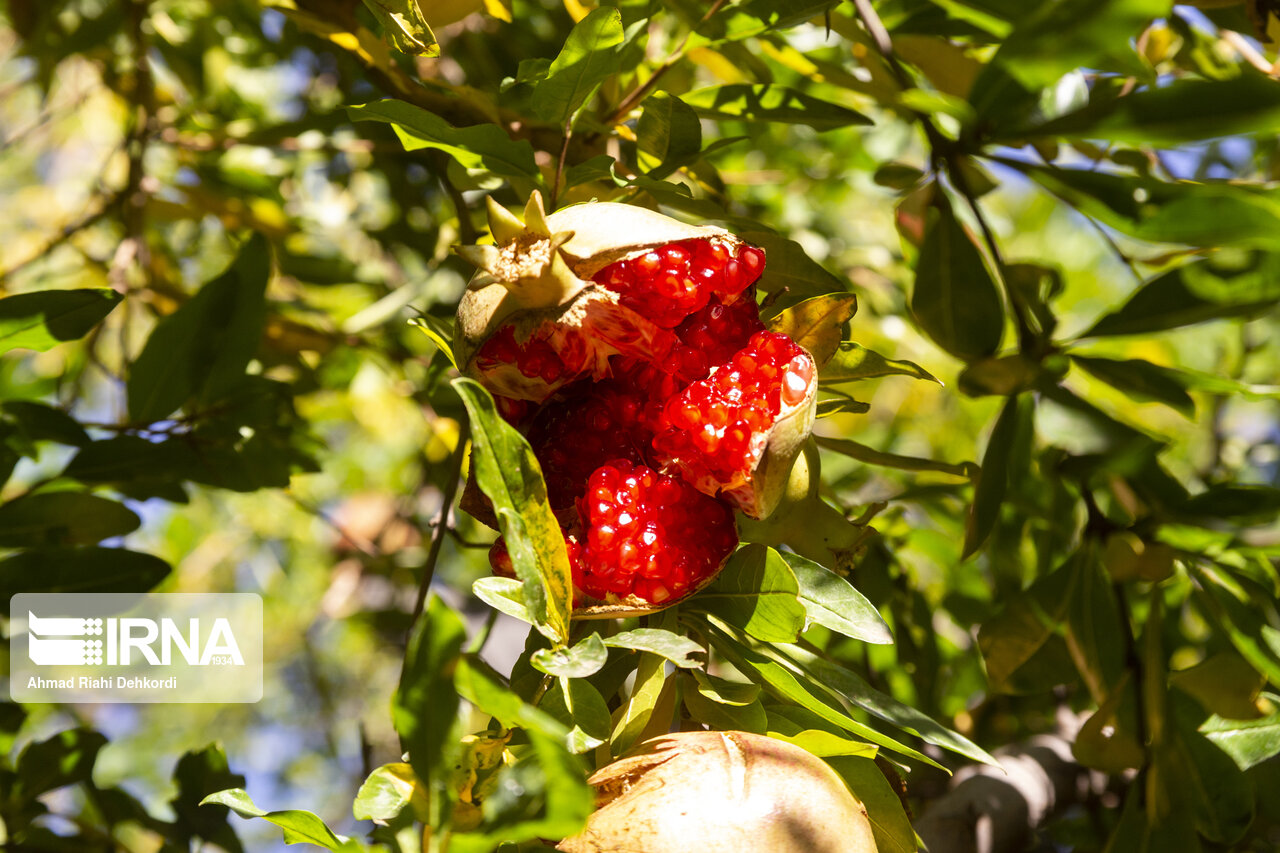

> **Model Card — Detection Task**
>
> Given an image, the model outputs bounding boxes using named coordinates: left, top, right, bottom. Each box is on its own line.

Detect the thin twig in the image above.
left=849, top=0, right=1037, bottom=352
left=411, top=419, right=471, bottom=623
left=601, top=0, right=730, bottom=127
left=550, top=120, right=573, bottom=210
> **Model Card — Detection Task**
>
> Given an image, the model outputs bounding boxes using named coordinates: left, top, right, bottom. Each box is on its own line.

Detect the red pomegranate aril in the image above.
left=563, top=459, right=736, bottom=603
left=653, top=331, right=815, bottom=495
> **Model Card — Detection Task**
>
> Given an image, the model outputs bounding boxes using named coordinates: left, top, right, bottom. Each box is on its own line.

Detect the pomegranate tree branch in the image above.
left=602, top=0, right=729, bottom=127
left=915, top=712, right=1103, bottom=853
left=410, top=419, right=471, bottom=624
left=848, top=0, right=1037, bottom=353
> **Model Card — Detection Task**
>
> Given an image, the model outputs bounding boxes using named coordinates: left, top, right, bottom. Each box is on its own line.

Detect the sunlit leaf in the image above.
left=683, top=84, right=871, bottom=130
left=693, top=545, right=806, bottom=643
left=530, top=6, right=624, bottom=125
left=0, top=289, right=122, bottom=354
left=766, top=292, right=857, bottom=368
left=780, top=551, right=893, bottom=644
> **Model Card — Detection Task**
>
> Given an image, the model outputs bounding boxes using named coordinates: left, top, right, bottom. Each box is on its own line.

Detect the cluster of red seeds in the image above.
left=572, top=460, right=737, bottom=603
left=475, top=326, right=579, bottom=385
left=484, top=237, right=816, bottom=606
left=653, top=331, right=814, bottom=491
left=595, top=239, right=765, bottom=328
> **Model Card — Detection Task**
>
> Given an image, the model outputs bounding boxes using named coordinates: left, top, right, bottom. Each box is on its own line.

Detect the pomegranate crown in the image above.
left=454, top=191, right=583, bottom=310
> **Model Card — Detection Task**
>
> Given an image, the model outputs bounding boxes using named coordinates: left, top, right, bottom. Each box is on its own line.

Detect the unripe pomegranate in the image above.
left=558, top=731, right=878, bottom=853
left=454, top=193, right=761, bottom=403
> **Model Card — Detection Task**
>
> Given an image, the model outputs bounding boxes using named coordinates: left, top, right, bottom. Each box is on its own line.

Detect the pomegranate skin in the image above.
left=558, top=731, right=878, bottom=853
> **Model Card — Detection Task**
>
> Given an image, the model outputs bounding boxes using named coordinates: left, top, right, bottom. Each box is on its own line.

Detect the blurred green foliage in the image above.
left=1, top=1, right=1280, bottom=851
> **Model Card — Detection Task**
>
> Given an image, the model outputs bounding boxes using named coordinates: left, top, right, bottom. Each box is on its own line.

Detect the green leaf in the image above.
left=682, top=84, right=871, bottom=130
left=820, top=341, right=940, bottom=384
left=782, top=643, right=999, bottom=766
left=683, top=673, right=768, bottom=733
left=703, top=619, right=942, bottom=768
left=765, top=292, right=857, bottom=368
left=360, top=0, right=438, bottom=57
left=964, top=394, right=1027, bottom=557
left=15, top=728, right=106, bottom=801
left=977, top=0, right=1168, bottom=91
left=352, top=763, right=425, bottom=822
left=393, top=595, right=466, bottom=789
left=1011, top=163, right=1280, bottom=251
left=0, top=546, right=170, bottom=597
left=1, top=401, right=89, bottom=446
left=170, top=744, right=246, bottom=853
left=1082, top=262, right=1277, bottom=338
left=816, top=396, right=872, bottom=417
left=780, top=551, right=892, bottom=644
left=1202, top=701, right=1280, bottom=771
left=1190, top=565, right=1280, bottom=685
left=602, top=628, right=704, bottom=668
left=454, top=378, right=571, bottom=645
left=451, top=661, right=592, bottom=849
left=816, top=434, right=975, bottom=478
left=472, top=576, right=533, bottom=625
left=636, top=93, right=702, bottom=179
left=127, top=234, right=270, bottom=422
left=1183, top=484, right=1280, bottom=522
left=0, top=288, right=122, bottom=353
left=766, top=728, right=878, bottom=758
left=693, top=545, right=806, bottom=643
left=912, top=199, right=1004, bottom=360
left=530, top=7, right=624, bottom=126
left=1013, top=72, right=1280, bottom=145
left=1072, top=355, right=1195, bottom=416
left=348, top=101, right=539, bottom=180
left=1064, top=548, right=1127, bottom=705
left=0, top=492, right=141, bottom=547
left=610, top=652, right=668, bottom=756
left=541, top=676, right=611, bottom=753
left=408, top=316, right=458, bottom=370
left=825, top=756, right=916, bottom=853
left=978, top=553, right=1079, bottom=691
left=532, top=633, right=608, bottom=678
left=200, top=789, right=347, bottom=850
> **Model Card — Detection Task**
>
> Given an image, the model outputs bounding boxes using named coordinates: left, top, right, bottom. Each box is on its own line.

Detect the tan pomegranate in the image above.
left=558, top=731, right=878, bottom=853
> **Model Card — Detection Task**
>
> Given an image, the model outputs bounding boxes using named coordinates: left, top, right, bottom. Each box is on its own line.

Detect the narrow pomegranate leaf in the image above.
left=636, top=92, right=701, bottom=179
left=454, top=378, right=571, bottom=645
left=816, top=435, right=975, bottom=479
left=199, top=789, right=346, bottom=850
left=779, top=643, right=1000, bottom=767
left=779, top=551, right=892, bottom=644
left=394, top=595, right=465, bottom=793
left=471, top=576, right=532, bottom=625
left=360, top=0, right=437, bottom=57
left=693, top=545, right=806, bottom=643
left=701, top=617, right=942, bottom=769
left=602, top=629, right=704, bottom=668
left=127, top=233, right=270, bottom=422
left=532, top=633, right=608, bottom=678
left=611, top=652, right=668, bottom=756
left=1064, top=547, right=1127, bottom=705
left=765, top=729, right=877, bottom=758
left=820, top=341, right=939, bottom=384
left=348, top=100, right=539, bottom=181
left=911, top=197, right=1004, bottom=361
left=682, top=673, right=768, bottom=733
left=978, top=552, right=1081, bottom=691
left=0, top=288, right=122, bottom=354
left=815, top=395, right=871, bottom=417
left=824, top=756, right=916, bottom=853
left=682, top=84, right=871, bottom=130
left=962, top=394, right=1025, bottom=558
left=452, top=658, right=594, bottom=847
left=765, top=292, right=857, bottom=368
left=407, top=316, right=458, bottom=369
left=530, top=6, right=624, bottom=126
left=541, top=676, right=610, bottom=753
